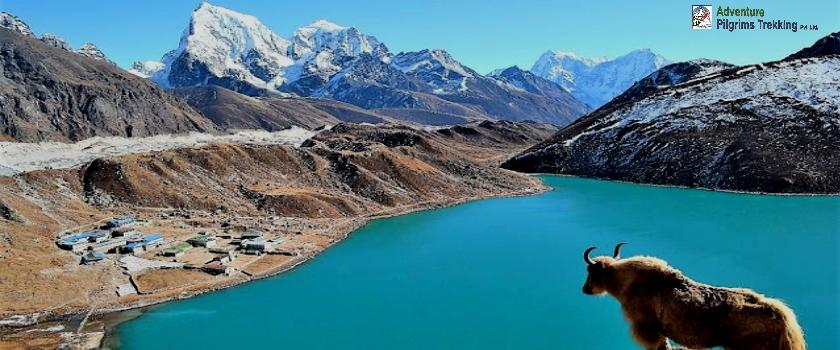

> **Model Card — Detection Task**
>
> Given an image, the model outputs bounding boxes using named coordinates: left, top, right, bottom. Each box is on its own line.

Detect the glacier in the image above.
left=0, top=128, right=316, bottom=176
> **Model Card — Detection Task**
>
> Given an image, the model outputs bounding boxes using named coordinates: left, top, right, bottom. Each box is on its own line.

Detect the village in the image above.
left=52, top=209, right=341, bottom=298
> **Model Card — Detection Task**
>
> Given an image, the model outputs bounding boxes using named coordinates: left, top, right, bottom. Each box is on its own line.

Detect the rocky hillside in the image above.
left=81, top=123, right=547, bottom=211
left=0, top=28, right=217, bottom=142
left=0, top=121, right=550, bottom=316
left=171, top=86, right=392, bottom=130
left=504, top=33, right=840, bottom=194
left=602, top=59, right=735, bottom=108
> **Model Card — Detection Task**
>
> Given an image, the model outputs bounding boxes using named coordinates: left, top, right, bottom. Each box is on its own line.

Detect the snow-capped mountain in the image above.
left=135, top=3, right=590, bottom=125
left=530, top=51, right=606, bottom=87
left=311, top=54, right=432, bottom=108
left=392, top=49, right=475, bottom=94
left=531, top=49, right=669, bottom=107
left=289, top=20, right=387, bottom=59
left=141, top=3, right=386, bottom=96
left=488, top=66, right=586, bottom=105
left=0, top=12, right=34, bottom=37
left=146, top=2, right=294, bottom=94
left=312, top=49, right=591, bottom=125
left=504, top=33, right=840, bottom=193
left=281, top=19, right=389, bottom=95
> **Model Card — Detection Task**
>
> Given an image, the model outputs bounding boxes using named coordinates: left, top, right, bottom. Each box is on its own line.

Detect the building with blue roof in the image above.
left=120, top=233, right=163, bottom=254
left=105, top=215, right=135, bottom=228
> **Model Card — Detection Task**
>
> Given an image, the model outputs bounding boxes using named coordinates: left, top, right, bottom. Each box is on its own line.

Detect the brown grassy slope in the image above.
left=170, top=86, right=398, bottom=131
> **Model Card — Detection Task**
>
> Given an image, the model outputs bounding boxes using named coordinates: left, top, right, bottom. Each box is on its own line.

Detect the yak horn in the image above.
left=584, top=246, right=597, bottom=265
left=613, top=242, right=628, bottom=259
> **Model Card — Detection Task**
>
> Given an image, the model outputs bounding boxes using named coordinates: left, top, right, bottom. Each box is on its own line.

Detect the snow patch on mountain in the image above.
left=563, top=57, right=840, bottom=146
left=392, top=49, right=475, bottom=93
left=392, top=49, right=473, bottom=77
left=76, top=43, right=110, bottom=62
left=646, top=59, right=732, bottom=86
left=0, top=12, right=34, bottom=37
left=128, top=61, right=166, bottom=78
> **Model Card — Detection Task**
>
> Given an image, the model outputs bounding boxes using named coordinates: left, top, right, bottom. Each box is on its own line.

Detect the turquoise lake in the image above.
left=111, top=176, right=839, bottom=349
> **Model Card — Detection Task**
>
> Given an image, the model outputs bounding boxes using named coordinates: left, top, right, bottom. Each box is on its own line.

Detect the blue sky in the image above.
left=1, top=0, right=837, bottom=72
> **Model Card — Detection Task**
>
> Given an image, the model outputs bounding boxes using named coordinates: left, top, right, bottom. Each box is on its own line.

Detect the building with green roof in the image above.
left=187, top=235, right=217, bottom=247
left=161, top=242, right=192, bottom=257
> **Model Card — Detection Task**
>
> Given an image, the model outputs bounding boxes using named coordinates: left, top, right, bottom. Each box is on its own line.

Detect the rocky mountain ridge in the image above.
left=1, top=12, right=115, bottom=64
left=133, top=3, right=590, bottom=126
left=0, top=28, right=217, bottom=142
left=504, top=33, right=840, bottom=194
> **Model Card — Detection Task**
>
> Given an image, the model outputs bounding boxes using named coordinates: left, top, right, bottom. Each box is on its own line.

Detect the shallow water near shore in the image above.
left=110, top=176, right=839, bottom=349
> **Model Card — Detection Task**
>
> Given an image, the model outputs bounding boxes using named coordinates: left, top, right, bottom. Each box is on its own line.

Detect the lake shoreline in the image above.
left=46, top=184, right=550, bottom=349
left=80, top=176, right=840, bottom=349
left=526, top=173, right=840, bottom=196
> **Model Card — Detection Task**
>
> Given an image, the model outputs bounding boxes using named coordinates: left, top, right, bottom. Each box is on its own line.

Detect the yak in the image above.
left=581, top=243, right=805, bottom=350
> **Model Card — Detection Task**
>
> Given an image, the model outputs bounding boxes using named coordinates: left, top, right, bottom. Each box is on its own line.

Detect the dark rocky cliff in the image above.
left=0, top=29, right=216, bottom=142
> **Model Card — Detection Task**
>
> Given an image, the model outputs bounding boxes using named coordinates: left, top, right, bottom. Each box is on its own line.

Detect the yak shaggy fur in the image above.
left=582, top=254, right=806, bottom=350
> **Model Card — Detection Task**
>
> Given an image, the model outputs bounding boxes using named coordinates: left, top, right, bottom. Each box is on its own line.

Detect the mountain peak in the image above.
left=189, top=2, right=280, bottom=40
left=548, top=50, right=581, bottom=59
left=193, top=2, right=243, bottom=17
left=613, top=49, right=671, bottom=70
left=487, top=65, right=533, bottom=78
left=304, top=19, right=347, bottom=32
left=40, top=33, right=71, bottom=51
left=150, top=1, right=293, bottom=90
left=544, top=50, right=608, bottom=66
left=488, top=65, right=523, bottom=77
left=630, top=48, right=653, bottom=54
left=0, top=12, right=34, bottom=37
left=392, top=49, right=474, bottom=79
left=76, top=43, right=109, bottom=61
left=289, top=18, right=386, bottom=61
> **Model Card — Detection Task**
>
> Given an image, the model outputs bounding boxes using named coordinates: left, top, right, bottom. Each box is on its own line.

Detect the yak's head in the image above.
left=581, top=243, right=627, bottom=296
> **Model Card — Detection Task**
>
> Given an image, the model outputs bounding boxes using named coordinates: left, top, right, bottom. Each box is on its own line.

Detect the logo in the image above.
left=692, top=5, right=712, bottom=29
